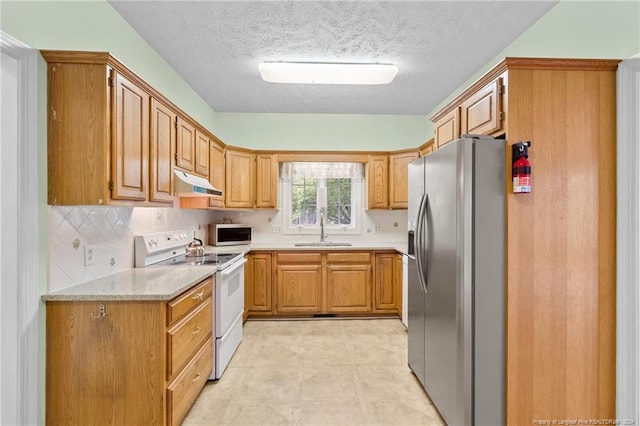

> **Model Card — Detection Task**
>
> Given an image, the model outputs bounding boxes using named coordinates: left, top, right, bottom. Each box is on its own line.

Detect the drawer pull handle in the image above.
left=192, top=327, right=201, bottom=335
left=192, top=373, right=201, bottom=383
left=192, top=291, right=204, bottom=301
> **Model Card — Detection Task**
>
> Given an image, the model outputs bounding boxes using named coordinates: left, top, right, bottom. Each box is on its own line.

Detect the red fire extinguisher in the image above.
left=512, top=141, right=531, bottom=193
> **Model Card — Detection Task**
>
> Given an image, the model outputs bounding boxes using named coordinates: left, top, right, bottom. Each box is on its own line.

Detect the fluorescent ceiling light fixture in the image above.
left=258, top=62, right=398, bottom=85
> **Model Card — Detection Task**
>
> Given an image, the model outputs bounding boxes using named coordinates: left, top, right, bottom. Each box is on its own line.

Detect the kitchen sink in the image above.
left=294, top=242, right=353, bottom=247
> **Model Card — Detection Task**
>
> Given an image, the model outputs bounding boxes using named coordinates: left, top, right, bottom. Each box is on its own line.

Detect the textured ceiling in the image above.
left=108, top=1, right=558, bottom=115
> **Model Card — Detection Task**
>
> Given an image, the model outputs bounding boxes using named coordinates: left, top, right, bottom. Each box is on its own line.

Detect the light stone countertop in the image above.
left=42, top=266, right=217, bottom=302
left=43, top=241, right=408, bottom=302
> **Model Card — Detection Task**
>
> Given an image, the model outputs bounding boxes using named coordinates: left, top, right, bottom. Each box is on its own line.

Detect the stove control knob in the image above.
left=147, top=240, right=153, bottom=247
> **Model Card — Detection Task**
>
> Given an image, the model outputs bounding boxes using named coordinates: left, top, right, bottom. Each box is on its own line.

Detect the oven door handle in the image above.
left=220, top=257, right=247, bottom=277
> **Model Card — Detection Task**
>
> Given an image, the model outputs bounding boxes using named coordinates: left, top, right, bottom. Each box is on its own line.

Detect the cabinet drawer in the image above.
left=277, top=252, right=322, bottom=264
left=167, top=298, right=212, bottom=379
left=167, top=337, right=212, bottom=426
left=326, top=252, right=371, bottom=264
left=167, top=278, right=212, bottom=325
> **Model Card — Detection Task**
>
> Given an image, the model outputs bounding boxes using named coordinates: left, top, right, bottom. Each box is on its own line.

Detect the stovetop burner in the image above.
left=150, top=252, right=242, bottom=267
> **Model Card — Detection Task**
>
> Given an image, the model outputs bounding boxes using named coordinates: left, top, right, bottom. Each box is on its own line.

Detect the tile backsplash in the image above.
left=48, top=205, right=407, bottom=292
left=47, top=206, right=215, bottom=292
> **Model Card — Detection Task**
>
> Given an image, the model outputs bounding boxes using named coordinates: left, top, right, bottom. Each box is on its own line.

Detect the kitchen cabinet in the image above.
left=388, top=150, right=419, bottom=209
left=433, top=107, right=460, bottom=149
left=429, top=57, right=619, bottom=423
left=225, top=148, right=256, bottom=208
left=255, top=154, right=278, bottom=208
left=176, top=118, right=210, bottom=179
left=326, top=252, right=372, bottom=313
left=45, top=277, right=213, bottom=426
left=366, top=155, right=389, bottom=209
left=373, top=252, right=401, bottom=313
left=275, top=252, right=323, bottom=314
left=419, top=139, right=435, bottom=157
left=195, top=129, right=211, bottom=177
left=208, top=137, right=226, bottom=208
left=150, top=98, right=177, bottom=203
left=244, top=252, right=273, bottom=317
left=460, top=78, right=504, bottom=136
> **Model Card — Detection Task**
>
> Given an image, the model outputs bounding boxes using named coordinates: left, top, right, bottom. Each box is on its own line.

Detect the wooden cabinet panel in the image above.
left=389, top=151, right=419, bottom=209
left=255, top=154, right=278, bottom=208
left=374, top=252, right=401, bottom=312
left=150, top=98, right=176, bottom=203
left=326, top=264, right=372, bottom=313
left=367, top=155, right=389, bottom=209
left=460, top=78, right=503, bottom=136
left=195, top=128, right=210, bottom=177
left=245, top=253, right=273, bottom=316
left=209, top=139, right=225, bottom=208
left=225, top=149, right=255, bottom=208
left=111, top=71, right=149, bottom=201
left=166, top=298, right=212, bottom=380
left=167, top=278, right=212, bottom=325
left=419, top=139, right=435, bottom=157
left=46, top=301, right=165, bottom=425
left=326, top=252, right=371, bottom=264
left=434, top=108, right=460, bottom=149
left=176, top=117, right=196, bottom=173
left=167, top=337, right=212, bottom=426
left=276, top=264, right=322, bottom=314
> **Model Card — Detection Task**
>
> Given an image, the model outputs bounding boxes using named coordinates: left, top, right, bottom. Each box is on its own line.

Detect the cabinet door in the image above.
left=245, top=253, right=273, bottom=316
left=112, top=71, right=149, bottom=201
left=367, top=155, right=388, bottom=209
left=420, top=141, right=435, bottom=157
left=150, top=98, right=176, bottom=203
left=255, top=154, right=278, bottom=209
left=225, top=149, right=255, bottom=208
left=208, top=139, right=225, bottom=208
left=176, top=117, right=195, bottom=173
left=374, top=253, right=399, bottom=312
left=389, top=151, right=419, bottom=209
left=195, top=128, right=210, bottom=178
left=434, top=108, right=460, bottom=149
left=276, top=264, right=322, bottom=314
left=326, top=264, right=372, bottom=313
left=460, top=78, right=503, bottom=136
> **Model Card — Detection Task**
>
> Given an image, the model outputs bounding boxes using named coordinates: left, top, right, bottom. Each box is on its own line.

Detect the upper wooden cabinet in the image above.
left=389, top=151, right=419, bottom=209
left=208, top=138, right=225, bottom=208
left=460, top=78, right=504, bottom=136
left=255, top=154, right=278, bottom=209
left=150, top=98, right=176, bottom=203
left=44, top=51, right=170, bottom=206
left=419, top=139, right=435, bottom=157
left=175, top=117, right=196, bottom=173
left=366, top=155, right=389, bottom=209
left=225, top=148, right=255, bottom=208
left=195, top=128, right=210, bottom=177
left=433, top=107, right=460, bottom=149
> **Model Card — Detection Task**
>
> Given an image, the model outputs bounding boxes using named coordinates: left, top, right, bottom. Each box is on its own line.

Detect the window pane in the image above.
left=291, top=177, right=317, bottom=225
left=326, top=178, right=351, bottom=225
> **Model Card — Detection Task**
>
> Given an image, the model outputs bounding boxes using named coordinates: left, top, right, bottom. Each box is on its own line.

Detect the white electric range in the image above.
left=134, top=230, right=246, bottom=379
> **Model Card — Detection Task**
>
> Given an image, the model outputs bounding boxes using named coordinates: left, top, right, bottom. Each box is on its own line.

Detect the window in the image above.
left=282, top=162, right=363, bottom=234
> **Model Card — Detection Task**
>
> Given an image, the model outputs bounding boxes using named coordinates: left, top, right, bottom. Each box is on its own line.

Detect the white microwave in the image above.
left=208, top=224, right=252, bottom=246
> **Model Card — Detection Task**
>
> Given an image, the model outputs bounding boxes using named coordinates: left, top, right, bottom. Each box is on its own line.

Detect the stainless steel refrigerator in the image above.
left=407, top=135, right=505, bottom=426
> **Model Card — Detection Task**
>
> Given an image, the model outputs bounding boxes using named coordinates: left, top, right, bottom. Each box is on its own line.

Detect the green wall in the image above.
left=425, top=0, right=640, bottom=123
left=0, top=0, right=218, bottom=132
left=215, top=113, right=430, bottom=151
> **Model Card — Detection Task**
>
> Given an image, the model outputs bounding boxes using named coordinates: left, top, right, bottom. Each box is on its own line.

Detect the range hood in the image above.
left=173, top=169, right=222, bottom=197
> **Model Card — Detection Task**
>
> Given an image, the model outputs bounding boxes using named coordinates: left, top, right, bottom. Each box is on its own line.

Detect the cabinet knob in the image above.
left=192, top=291, right=204, bottom=301
left=191, top=326, right=201, bottom=335
left=192, top=373, right=201, bottom=383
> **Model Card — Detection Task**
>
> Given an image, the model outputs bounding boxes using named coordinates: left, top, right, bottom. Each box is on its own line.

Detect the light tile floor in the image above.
left=183, top=318, right=445, bottom=426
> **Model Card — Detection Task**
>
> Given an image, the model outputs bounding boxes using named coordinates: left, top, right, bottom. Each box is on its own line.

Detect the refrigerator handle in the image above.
left=415, top=193, right=428, bottom=293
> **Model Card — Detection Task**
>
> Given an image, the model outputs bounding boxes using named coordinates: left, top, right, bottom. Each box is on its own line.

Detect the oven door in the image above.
left=215, top=256, right=247, bottom=337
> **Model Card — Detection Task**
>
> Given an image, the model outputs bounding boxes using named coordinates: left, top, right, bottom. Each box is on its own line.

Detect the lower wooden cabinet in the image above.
left=45, top=278, right=213, bottom=426
left=244, top=250, right=401, bottom=317
left=244, top=252, right=273, bottom=317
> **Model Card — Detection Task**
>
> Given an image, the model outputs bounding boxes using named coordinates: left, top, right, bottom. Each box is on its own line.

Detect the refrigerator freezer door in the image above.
left=407, top=256, right=426, bottom=387
left=423, top=138, right=466, bottom=426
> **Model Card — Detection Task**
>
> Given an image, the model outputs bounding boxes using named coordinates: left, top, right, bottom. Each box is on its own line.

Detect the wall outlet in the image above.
left=373, top=225, right=379, bottom=233
left=84, top=244, right=96, bottom=266
left=271, top=225, right=282, bottom=233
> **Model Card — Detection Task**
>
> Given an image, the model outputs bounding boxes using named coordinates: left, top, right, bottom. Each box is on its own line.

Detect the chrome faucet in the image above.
left=319, top=208, right=326, bottom=243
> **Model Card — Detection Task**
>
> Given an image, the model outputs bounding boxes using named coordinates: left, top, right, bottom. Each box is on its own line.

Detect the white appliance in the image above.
left=134, top=230, right=245, bottom=380
left=407, top=136, right=505, bottom=425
